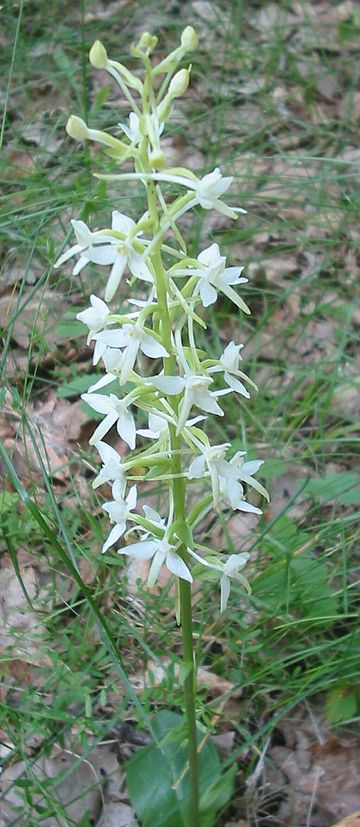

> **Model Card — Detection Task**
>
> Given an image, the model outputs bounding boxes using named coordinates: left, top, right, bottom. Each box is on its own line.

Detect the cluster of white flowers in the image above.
left=55, top=29, right=269, bottom=612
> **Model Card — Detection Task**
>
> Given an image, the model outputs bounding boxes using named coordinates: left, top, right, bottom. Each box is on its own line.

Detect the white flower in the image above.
left=102, top=211, right=153, bottom=301
left=54, top=219, right=113, bottom=275
left=224, top=453, right=269, bottom=504
left=208, top=342, right=256, bottom=398
left=151, top=372, right=224, bottom=434
left=189, top=444, right=267, bottom=513
left=193, top=243, right=250, bottom=314
left=119, top=112, right=163, bottom=145
left=94, top=321, right=168, bottom=384
left=120, top=537, right=192, bottom=586
left=219, top=553, right=250, bottom=612
left=142, top=505, right=166, bottom=531
left=76, top=294, right=115, bottom=366
left=81, top=392, right=136, bottom=449
left=137, top=413, right=169, bottom=441
left=186, top=546, right=250, bottom=611
left=102, top=482, right=137, bottom=553
left=87, top=349, right=125, bottom=392
left=194, top=168, right=247, bottom=219
left=92, top=441, right=127, bottom=491
left=188, top=443, right=230, bottom=505
left=76, top=294, right=111, bottom=339
left=119, top=112, right=142, bottom=144
left=54, top=212, right=153, bottom=301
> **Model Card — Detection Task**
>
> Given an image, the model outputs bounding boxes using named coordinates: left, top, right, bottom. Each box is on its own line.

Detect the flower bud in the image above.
left=181, top=26, right=198, bottom=51
left=168, top=68, right=190, bottom=98
left=134, top=32, right=158, bottom=55
left=66, top=115, right=89, bottom=140
left=149, top=149, right=166, bottom=169
left=156, top=97, right=172, bottom=123
left=89, top=40, right=108, bottom=69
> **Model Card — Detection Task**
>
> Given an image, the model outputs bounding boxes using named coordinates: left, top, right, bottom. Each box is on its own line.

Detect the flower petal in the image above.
left=128, top=251, right=153, bottom=283
left=121, top=540, right=157, bottom=560
left=95, top=329, right=130, bottom=348
left=120, top=339, right=140, bottom=383
left=81, top=392, right=115, bottom=415
left=166, top=551, right=193, bottom=582
left=54, top=243, right=82, bottom=269
left=95, top=441, right=121, bottom=465
left=188, top=456, right=206, bottom=479
left=89, top=412, right=118, bottom=445
left=199, top=279, right=217, bottom=307
left=141, top=333, right=168, bottom=359
left=151, top=375, right=185, bottom=394
left=126, top=485, right=137, bottom=510
left=102, top=522, right=125, bottom=553
left=220, top=574, right=231, bottom=612
left=111, top=211, right=135, bottom=234
left=105, top=255, right=127, bottom=301
left=147, top=550, right=165, bottom=587
left=117, top=408, right=136, bottom=449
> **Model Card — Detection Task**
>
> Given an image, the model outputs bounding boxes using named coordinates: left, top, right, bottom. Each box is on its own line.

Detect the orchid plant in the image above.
left=55, top=28, right=268, bottom=827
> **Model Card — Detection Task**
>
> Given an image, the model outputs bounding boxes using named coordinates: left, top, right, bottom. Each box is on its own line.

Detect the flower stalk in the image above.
left=55, top=28, right=269, bottom=826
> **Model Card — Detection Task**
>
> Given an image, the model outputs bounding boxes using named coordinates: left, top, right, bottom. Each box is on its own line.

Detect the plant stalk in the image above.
left=142, top=67, right=199, bottom=820
left=179, top=576, right=199, bottom=827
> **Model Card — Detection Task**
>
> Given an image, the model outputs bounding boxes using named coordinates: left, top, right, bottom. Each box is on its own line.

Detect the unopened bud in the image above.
left=168, top=68, right=190, bottom=98
left=157, top=97, right=172, bottom=123
left=89, top=40, right=108, bottom=69
left=136, top=32, right=158, bottom=54
left=181, top=26, right=198, bottom=51
left=149, top=149, right=166, bottom=169
left=66, top=115, right=89, bottom=140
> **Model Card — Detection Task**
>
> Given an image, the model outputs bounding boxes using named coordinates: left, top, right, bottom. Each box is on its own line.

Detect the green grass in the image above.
left=1, top=0, right=360, bottom=824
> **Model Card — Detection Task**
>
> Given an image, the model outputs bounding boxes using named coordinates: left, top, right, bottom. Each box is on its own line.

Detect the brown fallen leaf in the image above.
left=12, top=390, right=89, bottom=482
left=0, top=741, right=124, bottom=827
left=96, top=802, right=138, bottom=827
left=0, top=289, right=68, bottom=351
left=130, top=657, right=236, bottom=698
left=331, top=811, right=360, bottom=827
left=0, top=563, right=50, bottom=666
left=270, top=706, right=360, bottom=826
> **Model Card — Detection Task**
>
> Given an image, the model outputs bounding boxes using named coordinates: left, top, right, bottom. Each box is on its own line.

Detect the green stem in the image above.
left=141, top=64, right=199, bottom=824
left=179, top=578, right=199, bottom=826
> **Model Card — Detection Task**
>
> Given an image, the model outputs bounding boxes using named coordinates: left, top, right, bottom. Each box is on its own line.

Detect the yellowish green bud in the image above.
left=89, top=40, right=108, bottom=69
left=181, top=26, right=198, bottom=51
left=149, top=149, right=166, bottom=169
left=66, top=115, right=89, bottom=140
left=134, top=32, right=158, bottom=55
left=168, top=68, right=190, bottom=98
left=157, top=96, right=172, bottom=123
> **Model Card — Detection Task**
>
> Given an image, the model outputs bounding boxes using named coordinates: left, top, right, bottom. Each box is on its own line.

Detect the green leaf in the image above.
left=325, top=686, right=358, bottom=723
left=0, top=490, right=19, bottom=515
left=55, top=319, right=86, bottom=339
left=304, top=472, right=360, bottom=506
left=199, top=765, right=237, bottom=825
left=57, top=374, right=102, bottom=399
left=253, top=552, right=337, bottom=621
left=126, top=711, right=229, bottom=827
